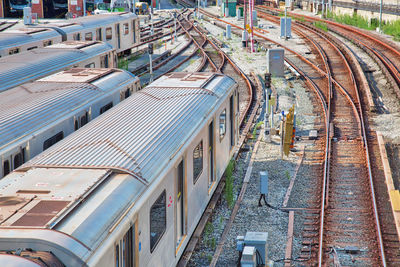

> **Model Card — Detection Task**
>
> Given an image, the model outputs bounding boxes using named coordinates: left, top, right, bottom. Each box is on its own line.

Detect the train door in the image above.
left=115, top=23, right=121, bottom=49
left=208, top=121, right=215, bottom=186
left=230, top=95, right=234, bottom=149
left=176, top=160, right=185, bottom=247
left=115, top=221, right=138, bottom=267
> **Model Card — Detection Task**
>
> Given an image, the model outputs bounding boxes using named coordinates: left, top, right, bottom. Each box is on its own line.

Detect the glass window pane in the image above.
left=219, top=109, right=226, bottom=140
left=193, top=141, right=203, bottom=184
left=150, top=191, right=166, bottom=252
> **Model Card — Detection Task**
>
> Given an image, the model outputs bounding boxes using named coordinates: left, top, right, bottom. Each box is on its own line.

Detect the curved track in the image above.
left=200, top=6, right=400, bottom=266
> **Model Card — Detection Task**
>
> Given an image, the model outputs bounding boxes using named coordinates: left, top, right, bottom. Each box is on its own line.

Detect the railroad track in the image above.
left=200, top=6, right=400, bottom=266
left=256, top=5, right=400, bottom=100
left=172, top=6, right=263, bottom=266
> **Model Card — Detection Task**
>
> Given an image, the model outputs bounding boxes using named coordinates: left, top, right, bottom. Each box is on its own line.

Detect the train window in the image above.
left=73, top=33, right=81, bottom=41
left=27, top=46, right=38, bottom=51
left=96, top=28, right=102, bottom=41
left=100, top=102, right=113, bottom=114
left=8, top=48, right=20, bottom=55
left=106, top=27, right=113, bottom=40
left=100, top=55, right=108, bottom=68
left=150, top=190, right=166, bottom=253
left=13, top=153, right=23, bottom=169
left=74, top=119, right=79, bottom=131
left=3, top=160, right=10, bottom=177
left=85, top=63, right=95, bottom=68
left=80, top=112, right=88, bottom=127
left=132, top=20, right=136, bottom=43
left=219, top=109, right=226, bottom=140
left=43, top=40, right=52, bottom=47
left=43, top=131, right=64, bottom=150
left=115, top=244, right=119, bottom=267
left=193, top=140, right=203, bottom=184
left=85, top=32, right=93, bottom=41
left=123, top=23, right=129, bottom=35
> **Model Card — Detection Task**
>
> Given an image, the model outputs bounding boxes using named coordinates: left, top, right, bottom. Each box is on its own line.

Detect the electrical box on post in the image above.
left=244, top=232, right=268, bottom=266
left=240, top=246, right=257, bottom=267
left=259, top=171, right=268, bottom=196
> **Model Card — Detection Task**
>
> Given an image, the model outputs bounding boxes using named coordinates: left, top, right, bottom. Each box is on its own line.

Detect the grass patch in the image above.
left=314, top=21, right=328, bottom=32
left=225, top=159, right=235, bottom=209
left=382, top=20, right=400, bottom=41
left=118, top=58, right=129, bottom=70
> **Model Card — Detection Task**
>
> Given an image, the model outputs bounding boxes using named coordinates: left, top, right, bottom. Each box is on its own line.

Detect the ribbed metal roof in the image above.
left=44, top=13, right=136, bottom=34
left=0, top=29, right=59, bottom=50
left=22, top=73, right=236, bottom=185
left=0, top=69, right=136, bottom=152
left=0, top=41, right=113, bottom=92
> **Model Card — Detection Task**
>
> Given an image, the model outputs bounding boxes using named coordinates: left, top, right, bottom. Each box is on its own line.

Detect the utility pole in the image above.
left=174, top=11, right=177, bottom=39
left=249, top=0, right=254, bottom=52
left=148, top=43, right=154, bottom=82
left=379, top=0, right=383, bottom=33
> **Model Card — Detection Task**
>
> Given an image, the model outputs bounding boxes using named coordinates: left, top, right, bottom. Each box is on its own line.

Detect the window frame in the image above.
left=219, top=109, right=227, bottom=141
left=3, top=160, right=10, bottom=177
left=85, top=32, right=93, bottom=41
left=150, top=190, right=166, bottom=253
left=100, top=102, right=113, bottom=114
left=123, top=23, right=129, bottom=35
left=192, top=140, right=203, bottom=184
left=106, top=27, right=113, bottom=40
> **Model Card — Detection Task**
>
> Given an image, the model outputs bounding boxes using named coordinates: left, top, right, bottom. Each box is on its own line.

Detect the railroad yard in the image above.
left=0, top=0, right=400, bottom=266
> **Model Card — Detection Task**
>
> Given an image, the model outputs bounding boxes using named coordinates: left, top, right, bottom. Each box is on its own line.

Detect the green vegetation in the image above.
left=252, top=121, right=264, bottom=139
left=118, top=58, right=129, bottom=70
left=225, top=159, right=235, bottom=209
left=285, top=170, right=291, bottom=180
left=325, top=11, right=400, bottom=41
left=314, top=21, right=328, bottom=32
left=382, top=20, right=400, bottom=41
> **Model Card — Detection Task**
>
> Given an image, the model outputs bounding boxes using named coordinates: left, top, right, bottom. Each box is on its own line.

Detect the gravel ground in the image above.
left=186, top=9, right=322, bottom=263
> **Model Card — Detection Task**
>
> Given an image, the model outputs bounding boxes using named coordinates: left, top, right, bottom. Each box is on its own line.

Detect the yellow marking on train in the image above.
left=390, top=190, right=400, bottom=211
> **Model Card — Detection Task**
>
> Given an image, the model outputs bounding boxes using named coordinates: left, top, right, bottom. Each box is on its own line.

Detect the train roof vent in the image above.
left=11, top=200, right=70, bottom=227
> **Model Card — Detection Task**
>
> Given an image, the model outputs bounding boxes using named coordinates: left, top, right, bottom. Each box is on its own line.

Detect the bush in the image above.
left=225, top=159, right=235, bottom=208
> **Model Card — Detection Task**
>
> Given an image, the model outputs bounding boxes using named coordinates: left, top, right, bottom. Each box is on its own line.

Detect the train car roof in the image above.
left=0, top=28, right=59, bottom=50
left=0, top=73, right=236, bottom=255
left=0, top=68, right=137, bottom=153
left=0, top=41, right=114, bottom=92
left=36, top=12, right=137, bottom=34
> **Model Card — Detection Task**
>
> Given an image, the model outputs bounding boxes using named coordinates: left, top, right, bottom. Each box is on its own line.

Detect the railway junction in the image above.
left=0, top=0, right=400, bottom=266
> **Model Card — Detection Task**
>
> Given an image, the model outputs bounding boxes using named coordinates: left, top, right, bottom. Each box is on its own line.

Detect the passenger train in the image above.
left=0, top=72, right=239, bottom=267
left=0, top=12, right=139, bottom=58
left=0, top=40, right=116, bottom=92
left=0, top=68, right=140, bottom=179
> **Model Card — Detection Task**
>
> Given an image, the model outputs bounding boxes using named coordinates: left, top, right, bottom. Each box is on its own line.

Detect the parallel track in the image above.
left=200, top=6, right=400, bottom=266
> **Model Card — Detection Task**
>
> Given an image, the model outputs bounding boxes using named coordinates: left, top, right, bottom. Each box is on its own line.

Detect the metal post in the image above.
left=249, top=0, right=254, bottom=52
left=150, top=13, right=154, bottom=35
left=379, top=0, right=383, bottom=33
left=83, top=0, right=86, bottom=16
left=321, top=0, right=324, bottom=17
left=284, top=7, right=287, bottom=40
left=174, top=12, right=177, bottom=38
left=149, top=53, right=153, bottom=82
left=198, top=0, right=200, bottom=18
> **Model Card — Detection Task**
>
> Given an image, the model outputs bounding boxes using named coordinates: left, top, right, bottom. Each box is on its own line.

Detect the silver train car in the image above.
left=0, top=68, right=140, bottom=179
left=0, top=27, right=62, bottom=58
left=0, top=12, right=140, bottom=57
left=0, top=40, right=116, bottom=92
left=0, top=72, right=239, bottom=267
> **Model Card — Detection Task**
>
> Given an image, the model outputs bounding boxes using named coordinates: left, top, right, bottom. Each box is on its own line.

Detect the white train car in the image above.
left=0, top=27, right=61, bottom=58
left=0, top=72, right=239, bottom=267
left=0, top=12, right=140, bottom=57
left=0, top=68, right=140, bottom=178
left=46, top=12, right=140, bottom=55
left=0, top=40, right=116, bottom=92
